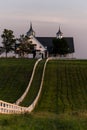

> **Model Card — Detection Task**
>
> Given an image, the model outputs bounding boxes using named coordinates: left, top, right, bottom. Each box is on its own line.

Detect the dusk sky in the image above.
left=0, top=0, right=87, bottom=58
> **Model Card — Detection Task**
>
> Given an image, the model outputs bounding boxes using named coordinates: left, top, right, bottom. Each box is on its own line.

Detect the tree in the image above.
left=16, top=34, right=34, bottom=57
left=1, top=29, right=16, bottom=57
left=53, top=38, right=69, bottom=56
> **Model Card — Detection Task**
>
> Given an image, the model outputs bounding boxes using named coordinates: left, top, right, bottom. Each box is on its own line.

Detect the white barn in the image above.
left=26, top=23, right=47, bottom=58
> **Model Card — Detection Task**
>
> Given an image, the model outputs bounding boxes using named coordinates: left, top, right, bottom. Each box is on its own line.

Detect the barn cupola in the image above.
left=56, top=26, right=63, bottom=39
left=27, top=22, right=35, bottom=37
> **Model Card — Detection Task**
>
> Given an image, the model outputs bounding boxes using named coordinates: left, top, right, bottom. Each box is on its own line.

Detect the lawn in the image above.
left=20, top=60, right=45, bottom=107
left=0, top=59, right=87, bottom=130
left=35, top=60, right=87, bottom=114
left=0, top=58, right=36, bottom=103
left=0, top=113, right=87, bottom=130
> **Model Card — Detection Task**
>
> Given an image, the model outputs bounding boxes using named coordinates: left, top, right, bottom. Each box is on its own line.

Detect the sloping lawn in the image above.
left=0, top=58, right=36, bottom=103
left=0, top=60, right=87, bottom=130
left=20, top=60, right=45, bottom=107
left=35, top=60, right=87, bottom=114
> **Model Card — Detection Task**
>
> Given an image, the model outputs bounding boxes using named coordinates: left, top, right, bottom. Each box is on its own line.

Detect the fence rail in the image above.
left=27, top=58, right=49, bottom=112
left=0, top=58, right=49, bottom=114
left=15, top=58, right=42, bottom=105
left=0, top=100, right=27, bottom=114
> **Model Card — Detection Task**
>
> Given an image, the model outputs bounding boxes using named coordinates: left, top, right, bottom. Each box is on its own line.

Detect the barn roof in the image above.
left=36, top=37, right=75, bottom=54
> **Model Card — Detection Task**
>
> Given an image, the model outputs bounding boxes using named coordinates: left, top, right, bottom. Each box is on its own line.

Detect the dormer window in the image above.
left=39, top=46, right=42, bottom=48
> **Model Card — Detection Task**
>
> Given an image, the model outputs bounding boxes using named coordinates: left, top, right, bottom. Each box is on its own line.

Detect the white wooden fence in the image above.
left=15, top=58, right=42, bottom=105
left=27, top=58, right=49, bottom=112
left=0, top=100, right=27, bottom=114
left=0, top=58, right=49, bottom=114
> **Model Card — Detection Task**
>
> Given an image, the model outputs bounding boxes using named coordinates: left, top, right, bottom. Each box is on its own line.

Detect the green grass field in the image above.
left=20, top=60, right=45, bottom=107
left=0, top=59, right=87, bottom=130
left=0, top=113, right=87, bottom=130
left=0, top=58, right=36, bottom=103
left=35, top=60, right=87, bottom=114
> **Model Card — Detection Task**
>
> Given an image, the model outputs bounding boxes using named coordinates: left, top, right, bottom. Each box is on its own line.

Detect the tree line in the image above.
left=0, top=29, right=35, bottom=58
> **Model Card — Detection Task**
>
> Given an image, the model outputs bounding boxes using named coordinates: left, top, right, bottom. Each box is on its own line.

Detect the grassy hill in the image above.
left=35, top=60, right=87, bottom=114
left=20, top=60, right=45, bottom=107
left=0, top=58, right=36, bottom=103
left=0, top=59, right=87, bottom=130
